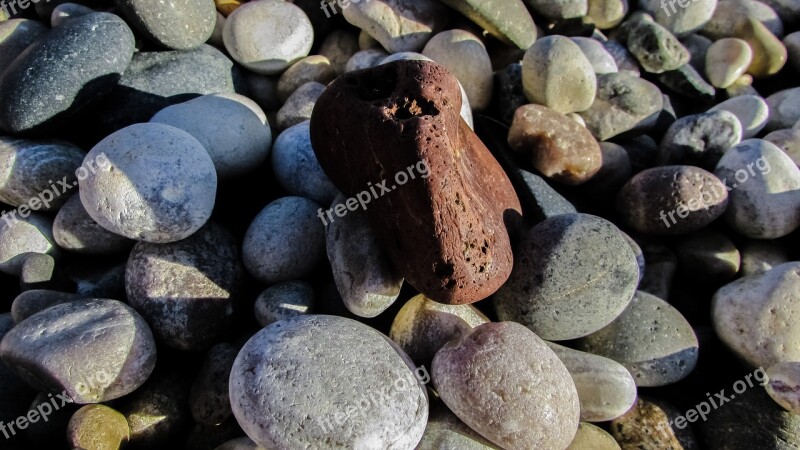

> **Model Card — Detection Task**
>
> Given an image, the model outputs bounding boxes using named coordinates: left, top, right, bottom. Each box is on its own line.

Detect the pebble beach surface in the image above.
left=0, top=0, right=799, bottom=449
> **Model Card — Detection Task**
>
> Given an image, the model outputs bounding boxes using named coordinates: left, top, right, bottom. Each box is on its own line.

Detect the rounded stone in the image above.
left=578, top=72, right=664, bottom=140
left=277, top=55, right=336, bottom=103
left=67, top=404, right=130, bottom=450
left=570, top=37, right=618, bottom=74
left=318, top=29, right=360, bottom=75
left=222, top=0, right=313, bottom=75
left=11, top=290, right=80, bottom=323
left=705, top=38, right=754, bottom=88
left=568, top=423, right=622, bottom=450
left=346, top=48, right=390, bottom=72
left=657, top=110, right=743, bottom=169
left=53, top=194, right=132, bottom=255
left=51, top=3, right=96, bottom=27
left=712, top=261, right=800, bottom=368
left=708, top=94, right=769, bottom=138
left=389, top=294, right=489, bottom=367
left=578, top=291, right=699, bottom=386
left=0, top=213, right=56, bottom=275
left=765, top=128, right=800, bottom=166
left=508, top=104, right=602, bottom=185
left=640, top=0, right=717, bottom=36
left=547, top=342, right=638, bottom=423
left=79, top=123, right=217, bottom=243
left=703, top=0, right=784, bottom=40
left=125, top=223, right=243, bottom=351
left=522, top=36, right=597, bottom=114
left=254, top=281, right=314, bottom=327
left=715, top=139, right=800, bottom=238
left=0, top=136, right=86, bottom=211
left=342, top=0, right=446, bottom=53
left=766, top=87, right=800, bottom=131
left=422, top=29, right=493, bottom=111
left=437, top=0, right=536, bottom=49
left=432, top=322, right=580, bottom=450
left=785, top=31, right=800, bottom=72
left=618, top=12, right=690, bottom=73
left=242, top=196, right=325, bottom=284
left=740, top=240, right=789, bottom=276
left=271, top=121, right=337, bottom=205
left=0, top=12, right=136, bottom=134
left=616, top=165, right=729, bottom=235
left=0, top=19, right=47, bottom=72
left=494, top=213, right=639, bottom=341
left=189, top=343, right=238, bottom=426
left=0, top=298, right=157, bottom=403
left=276, top=81, right=326, bottom=131
left=739, top=17, right=788, bottom=78
left=326, top=197, right=403, bottom=318
left=230, top=315, right=428, bottom=449
left=683, top=33, right=713, bottom=73
left=587, top=0, right=629, bottom=29
left=150, top=94, right=271, bottom=179
left=527, top=0, right=588, bottom=20
left=115, top=0, right=216, bottom=50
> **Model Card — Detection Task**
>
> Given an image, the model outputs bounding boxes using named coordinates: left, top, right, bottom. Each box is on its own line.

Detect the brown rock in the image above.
left=610, top=398, right=700, bottom=450
left=508, top=104, right=602, bottom=185
left=310, top=60, right=522, bottom=305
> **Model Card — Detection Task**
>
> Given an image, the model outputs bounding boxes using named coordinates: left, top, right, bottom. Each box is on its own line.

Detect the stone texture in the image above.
left=417, top=401, right=499, bottom=449
left=657, top=64, right=715, bottom=102
left=67, top=404, right=130, bottom=450
left=578, top=291, right=699, bottom=387
left=230, top=315, right=428, bottom=449
left=11, top=290, right=80, bottom=323
left=0, top=213, right=57, bottom=276
left=254, top=281, right=314, bottom=327
left=522, top=36, right=597, bottom=114
left=422, top=29, right=493, bottom=111
left=115, top=0, right=216, bottom=50
left=675, top=229, right=741, bottom=281
left=611, top=398, right=700, bottom=449
left=709, top=94, right=769, bottom=138
left=494, top=213, right=639, bottom=341
left=587, top=0, right=628, bottom=28
left=318, top=29, right=359, bottom=75
left=310, top=60, right=521, bottom=305
left=705, top=38, right=753, bottom=88
left=508, top=104, right=602, bottom=185
left=189, top=343, right=237, bottom=426
left=579, top=72, right=664, bottom=140
left=738, top=17, right=788, bottom=77
left=276, top=81, right=326, bottom=131
left=438, top=0, right=536, bottom=49
left=657, top=110, right=742, bottom=170
left=433, top=322, right=580, bottom=450
left=617, top=12, right=690, bottom=73
left=342, top=0, right=446, bottom=53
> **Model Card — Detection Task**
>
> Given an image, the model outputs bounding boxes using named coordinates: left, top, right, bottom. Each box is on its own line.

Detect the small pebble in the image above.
left=318, top=29, right=359, bottom=76
left=276, top=81, right=326, bottom=131
left=708, top=94, right=769, bottom=138
left=617, top=12, right=690, bottom=74
left=739, top=17, right=788, bottom=77
left=0, top=213, right=56, bottom=275
left=610, top=397, right=700, bottom=449
left=254, top=281, right=314, bottom=327
left=579, top=72, right=663, bottom=140
left=277, top=55, right=336, bottom=103
left=740, top=240, right=789, bottom=276
left=67, top=404, right=130, bottom=450
left=271, top=121, right=337, bottom=205
left=657, top=110, right=742, bottom=169
left=705, top=37, right=754, bottom=88
left=586, top=0, right=628, bottom=29
left=422, top=29, right=493, bottom=111
left=568, top=423, right=622, bottom=450
left=115, top=0, right=216, bottom=50
left=11, top=290, right=80, bottom=323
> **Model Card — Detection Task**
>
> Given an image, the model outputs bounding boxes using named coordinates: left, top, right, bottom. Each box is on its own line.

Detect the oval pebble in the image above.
left=230, top=315, right=428, bottom=449
left=422, top=29, right=493, bottom=111
left=342, top=0, right=446, bottom=53
left=522, top=36, right=597, bottom=114
left=640, top=0, right=717, bottom=36
left=271, top=121, right=337, bottom=205
left=53, top=194, right=132, bottom=255
left=432, top=322, right=580, bottom=450
left=708, top=94, right=769, bottom=138
left=254, top=281, right=314, bottom=327
left=705, top=38, right=754, bottom=88
left=79, top=123, right=217, bottom=243
left=494, top=213, right=639, bottom=341
left=0, top=212, right=56, bottom=275
left=0, top=298, right=157, bottom=403
left=51, top=3, right=95, bottom=27
left=657, top=110, right=742, bottom=169
left=578, top=291, right=699, bottom=387
left=115, top=0, right=216, bottom=50
left=67, top=404, right=130, bottom=450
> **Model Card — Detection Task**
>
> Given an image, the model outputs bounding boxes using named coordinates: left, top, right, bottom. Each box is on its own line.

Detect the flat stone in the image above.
left=438, top=0, right=536, bottom=49
left=578, top=72, right=663, bottom=140
left=617, top=12, right=690, bottom=73
left=116, top=0, right=215, bottom=49
left=342, top=0, right=446, bottom=53
left=522, top=36, right=597, bottom=114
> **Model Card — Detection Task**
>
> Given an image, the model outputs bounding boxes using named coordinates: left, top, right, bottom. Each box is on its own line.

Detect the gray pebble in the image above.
left=657, top=110, right=742, bottom=169
left=254, top=280, right=314, bottom=327
left=0, top=19, right=47, bottom=73
left=766, top=87, right=800, bottom=131
left=11, top=290, right=80, bottom=323
left=276, top=82, right=326, bottom=131
left=617, top=12, right=690, bottom=73
left=53, top=194, right=132, bottom=255
left=318, top=29, right=360, bottom=75
left=571, top=37, right=619, bottom=73
left=527, top=0, right=588, bottom=20
left=640, top=0, right=717, bottom=36
left=709, top=94, right=770, bottom=138
left=0, top=212, right=56, bottom=275
left=579, top=72, right=664, bottom=140
left=346, top=48, right=390, bottom=72
left=765, top=128, right=800, bottom=166
left=417, top=400, right=499, bottom=450
left=51, top=3, right=94, bottom=27
left=189, top=343, right=238, bottom=426
left=116, top=0, right=216, bottom=49
left=271, top=121, right=337, bottom=205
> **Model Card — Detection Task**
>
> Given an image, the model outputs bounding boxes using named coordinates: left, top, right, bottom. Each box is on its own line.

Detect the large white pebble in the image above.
left=522, top=36, right=597, bottom=114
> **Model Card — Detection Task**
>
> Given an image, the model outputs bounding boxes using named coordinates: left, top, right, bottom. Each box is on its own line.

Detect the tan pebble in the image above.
left=705, top=38, right=753, bottom=88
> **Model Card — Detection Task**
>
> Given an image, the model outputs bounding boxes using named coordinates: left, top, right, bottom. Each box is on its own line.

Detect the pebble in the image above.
left=271, top=121, right=337, bottom=206
left=326, top=196, right=403, bottom=318
left=230, top=315, right=428, bottom=448
left=276, top=81, right=326, bottom=131
left=683, top=33, right=713, bottom=73
left=515, top=169, right=578, bottom=224
left=740, top=240, right=789, bottom=276
left=51, top=4, right=96, bottom=27
left=389, top=294, right=489, bottom=367
left=547, top=342, right=638, bottom=422
left=785, top=31, right=800, bottom=72
left=571, top=37, right=618, bottom=73
left=0, top=298, right=156, bottom=403
left=311, top=60, right=520, bottom=305
left=601, top=39, right=640, bottom=75
left=586, top=0, right=628, bottom=28
left=507, top=104, right=603, bottom=185
left=616, top=165, right=729, bottom=235
left=708, top=94, right=769, bottom=138
left=346, top=48, right=390, bottom=72
left=640, top=0, right=717, bottom=36
left=254, top=281, right=314, bottom=327
left=712, top=261, right=800, bottom=368
left=522, top=35, right=597, bottom=114
left=675, top=229, right=741, bottom=281
left=11, top=290, right=80, bottom=323
left=125, top=223, right=243, bottom=351
left=527, top=0, right=588, bottom=20
left=102, top=44, right=241, bottom=132
left=705, top=38, right=753, bottom=88
left=67, top=404, right=130, bottom=450
left=433, top=322, right=579, bottom=449
left=78, top=123, right=217, bottom=243
left=715, top=139, right=800, bottom=238
left=0, top=213, right=56, bottom=275
left=119, top=369, right=191, bottom=449
left=703, top=0, right=784, bottom=40
left=0, top=136, right=85, bottom=211
left=422, top=29, right=493, bottom=111
left=610, top=397, right=700, bottom=449
left=189, top=343, right=238, bottom=426
left=438, top=0, right=536, bottom=49
left=223, top=0, right=313, bottom=75
left=494, top=213, right=639, bottom=341
left=277, top=56, right=335, bottom=103
left=417, top=401, right=499, bottom=449
left=617, top=13, right=690, bottom=74
left=766, top=87, right=800, bottom=131
left=0, top=19, right=47, bottom=73
left=739, top=17, right=788, bottom=77
left=116, top=0, right=216, bottom=50
left=765, top=128, right=800, bottom=166
left=318, top=29, right=360, bottom=76
left=342, top=0, right=446, bottom=53
left=578, top=72, right=664, bottom=140
left=568, top=423, right=622, bottom=450
left=578, top=291, right=699, bottom=386
left=765, top=361, right=800, bottom=413
left=150, top=94, right=271, bottom=179
left=242, top=196, right=325, bottom=284
left=656, top=64, right=716, bottom=102
left=657, top=110, right=743, bottom=169
left=0, top=12, right=136, bottom=134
